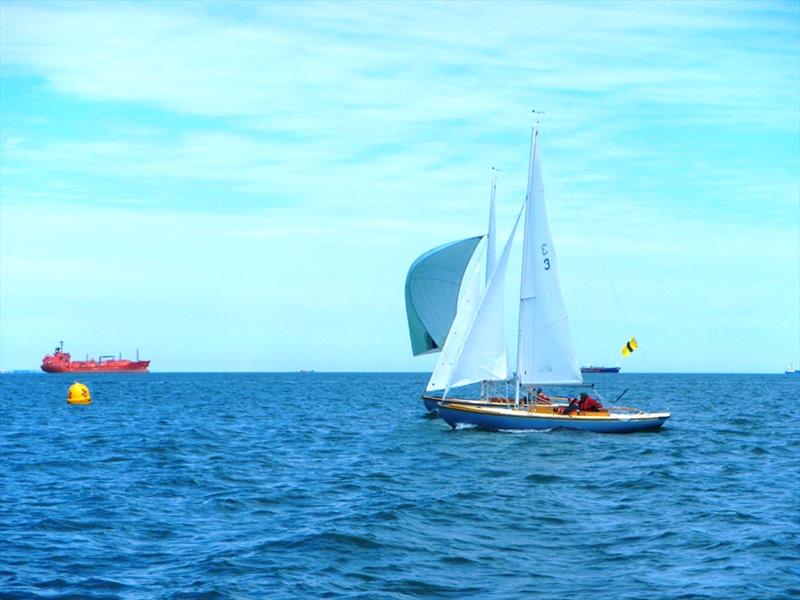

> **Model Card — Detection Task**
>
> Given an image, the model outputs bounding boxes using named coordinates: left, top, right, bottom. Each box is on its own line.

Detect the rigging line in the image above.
left=540, top=128, right=654, bottom=373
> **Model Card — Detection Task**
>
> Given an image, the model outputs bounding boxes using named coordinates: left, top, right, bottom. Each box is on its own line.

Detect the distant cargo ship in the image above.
left=580, top=365, right=621, bottom=373
left=41, top=342, right=150, bottom=373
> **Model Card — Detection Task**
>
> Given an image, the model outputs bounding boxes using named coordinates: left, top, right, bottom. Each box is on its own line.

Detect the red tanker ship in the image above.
left=41, top=341, right=150, bottom=373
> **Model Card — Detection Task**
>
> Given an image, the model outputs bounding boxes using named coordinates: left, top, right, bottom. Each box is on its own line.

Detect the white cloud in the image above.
left=1, top=0, right=798, bottom=372
left=2, top=1, right=797, bottom=130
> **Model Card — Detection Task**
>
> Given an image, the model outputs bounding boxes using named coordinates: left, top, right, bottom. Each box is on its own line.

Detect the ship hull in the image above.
left=41, top=361, right=150, bottom=373
left=580, top=366, right=621, bottom=373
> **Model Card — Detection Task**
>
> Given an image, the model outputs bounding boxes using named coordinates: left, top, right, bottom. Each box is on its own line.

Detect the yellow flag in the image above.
left=621, top=337, right=638, bottom=357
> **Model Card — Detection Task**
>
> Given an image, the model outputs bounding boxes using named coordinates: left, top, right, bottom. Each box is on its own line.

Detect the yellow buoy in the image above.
left=67, top=381, right=92, bottom=405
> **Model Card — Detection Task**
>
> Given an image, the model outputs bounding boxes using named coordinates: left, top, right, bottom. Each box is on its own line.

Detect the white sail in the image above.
left=426, top=207, right=521, bottom=394
left=516, top=127, right=582, bottom=386
left=425, top=240, right=485, bottom=392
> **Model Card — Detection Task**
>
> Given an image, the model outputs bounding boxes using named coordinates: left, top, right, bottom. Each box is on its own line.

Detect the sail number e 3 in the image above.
left=541, top=243, right=550, bottom=270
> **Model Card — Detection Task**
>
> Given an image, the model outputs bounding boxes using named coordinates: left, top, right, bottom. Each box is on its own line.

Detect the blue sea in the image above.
left=1, top=373, right=798, bottom=599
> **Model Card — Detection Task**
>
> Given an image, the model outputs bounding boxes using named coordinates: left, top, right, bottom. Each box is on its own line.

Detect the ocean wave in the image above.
left=1, top=372, right=797, bottom=599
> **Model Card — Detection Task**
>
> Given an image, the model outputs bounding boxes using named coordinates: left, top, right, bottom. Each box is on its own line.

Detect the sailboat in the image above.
left=420, top=126, right=670, bottom=433
left=405, top=173, right=564, bottom=413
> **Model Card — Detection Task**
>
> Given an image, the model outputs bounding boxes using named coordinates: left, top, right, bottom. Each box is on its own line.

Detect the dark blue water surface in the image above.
left=1, top=373, right=798, bottom=599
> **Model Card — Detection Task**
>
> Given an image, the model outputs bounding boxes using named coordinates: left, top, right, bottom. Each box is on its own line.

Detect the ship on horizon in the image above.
left=41, top=342, right=150, bottom=373
left=580, top=365, right=621, bottom=374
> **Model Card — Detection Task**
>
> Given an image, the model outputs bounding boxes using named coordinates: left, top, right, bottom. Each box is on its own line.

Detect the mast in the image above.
left=515, top=126, right=539, bottom=405
left=486, top=172, right=497, bottom=284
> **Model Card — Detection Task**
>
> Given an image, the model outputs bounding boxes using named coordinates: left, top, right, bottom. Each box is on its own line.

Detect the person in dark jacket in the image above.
left=578, top=392, right=604, bottom=412
left=561, top=392, right=603, bottom=415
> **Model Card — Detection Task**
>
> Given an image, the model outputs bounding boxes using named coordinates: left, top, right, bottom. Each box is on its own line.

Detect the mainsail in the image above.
left=405, top=236, right=483, bottom=356
left=516, top=128, right=582, bottom=386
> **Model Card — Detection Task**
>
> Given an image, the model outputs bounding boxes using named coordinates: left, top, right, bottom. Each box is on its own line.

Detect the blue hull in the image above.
left=423, top=397, right=440, bottom=413
left=437, top=403, right=669, bottom=434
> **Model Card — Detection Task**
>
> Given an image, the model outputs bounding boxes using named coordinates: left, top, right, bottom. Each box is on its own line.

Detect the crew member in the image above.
left=562, top=396, right=581, bottom=415
left=577, top=392, right=603, bottom=412
left=535, top=388, right=552, bottom=405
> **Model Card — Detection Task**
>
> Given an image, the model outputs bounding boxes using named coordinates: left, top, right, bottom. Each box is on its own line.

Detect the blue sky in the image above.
left=1, top=0, right=798, bottom=373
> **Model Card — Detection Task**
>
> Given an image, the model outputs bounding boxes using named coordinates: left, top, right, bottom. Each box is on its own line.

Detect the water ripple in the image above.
left=1, top=372, right=797, bottom=598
